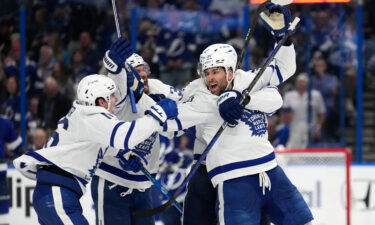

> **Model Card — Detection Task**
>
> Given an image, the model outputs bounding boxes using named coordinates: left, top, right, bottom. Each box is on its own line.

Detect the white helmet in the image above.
left=77, top=74, right=116, bottom=106
left=126, top=53, right=151, bottom=76
left=199, top=44, right=237, bottom=84
left=126, top=53, right=145, bottom=68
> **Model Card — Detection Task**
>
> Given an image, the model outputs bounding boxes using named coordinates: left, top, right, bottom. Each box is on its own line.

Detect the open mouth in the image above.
left=209, top=84, right=218, bottom=91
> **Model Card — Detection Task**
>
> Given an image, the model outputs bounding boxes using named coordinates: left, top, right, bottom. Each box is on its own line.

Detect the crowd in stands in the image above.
left=1, top=0, right=374, bottom=159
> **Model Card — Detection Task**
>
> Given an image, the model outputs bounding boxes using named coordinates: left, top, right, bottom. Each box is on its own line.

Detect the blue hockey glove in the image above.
left=259, top=2, right=291, bottom=39
left=117, top=149, right=148, bottom=173
left=119, top=155, right=143, bottom=173
left=149, top=94, right=166, bottom=102
left=217, top=90, right=245, bottom=127
left=126, top=64, right=144, bottom=102
left=103, top=37, right=133, bottom=74
left=146, top=99, right=178, bottom=124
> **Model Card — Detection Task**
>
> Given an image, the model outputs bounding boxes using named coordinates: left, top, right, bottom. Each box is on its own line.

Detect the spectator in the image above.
left=0, top=63, right=6, bottom=104
left=155, top=11, right=196, bottom=87
left=0, top=116, right=22, bottom=224
left=71, top=49, right=93, bottom=83
left=311, top=57, right=339, bottom=140
left=1, top=76, right=21, bottom=129
left=79, top=31, right=101, bottom=72
left=283, top=73, right=326, bottom=148
left=37, top=45, right=56, bottom=79
left=27, top=128, right=48, bottom=152
left=52, top=61, right=75, bottom=101
left=26, top=96, right=43, bottom=135
left=271, top=107, right=293, bottom=148
left=37, top=76, right=71, bottom=131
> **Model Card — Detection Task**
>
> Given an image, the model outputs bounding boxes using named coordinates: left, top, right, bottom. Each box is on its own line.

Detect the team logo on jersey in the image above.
left=132, top=132, right=157, bottom=158
left=88, top=147, right=109, bottom=179
left=240, top=109, right=267, bottom=137
left=182, top=96, right=195, bottom=103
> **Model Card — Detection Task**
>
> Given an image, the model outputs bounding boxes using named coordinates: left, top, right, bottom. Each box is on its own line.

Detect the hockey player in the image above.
left=0, top=116, right=22, bottom=224
left=13, top=73, right=178, bottom=225
left=160, top=3, right=313, bottom=225
left=91, top=40, right=182, bottom=225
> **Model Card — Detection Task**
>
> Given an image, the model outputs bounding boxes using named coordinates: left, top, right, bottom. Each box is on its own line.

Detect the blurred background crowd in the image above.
left=1, top=0, right=375, bottom=163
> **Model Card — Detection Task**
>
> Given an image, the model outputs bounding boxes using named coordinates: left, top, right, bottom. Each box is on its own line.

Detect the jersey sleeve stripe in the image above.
left=207, top=152, right=276, bottom=180
left=100, top=113, right=113, bottom=119
left=99, top=162, right=157, bottom=181
left=115, top=95, right=127, bottom=106
left=275, top=65, right=283, bottom=84
left=163, top=122, right=168, bottom=132
left=7, top=136, right=22, bottom=150
left=110, top=122, right=125, bottom=147
left=124, top=121, right=136, bottom=151
left=175, top=118, right=183, bottom=130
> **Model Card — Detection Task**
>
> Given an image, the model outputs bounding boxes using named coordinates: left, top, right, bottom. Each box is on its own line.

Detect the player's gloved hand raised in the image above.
left=259, top=3, right=291, bottom=41
left=103, top=37, right=132, bottom=74
left=126, top=64, right=144, bottom=102
left=146, top=99, right=178, bottom=125
left=217, top=90, right=245, bottom=127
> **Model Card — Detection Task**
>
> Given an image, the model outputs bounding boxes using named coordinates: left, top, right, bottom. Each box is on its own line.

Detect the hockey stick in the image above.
left=111, top=0, right=138, bottom=113
left=140, top=167, right=183, bottom=213
left=134, top=17, right=300, bottom=218
left=237, top=0, right=293, bottom=69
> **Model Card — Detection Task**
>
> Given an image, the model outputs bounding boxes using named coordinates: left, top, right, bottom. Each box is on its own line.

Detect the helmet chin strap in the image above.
left=106, top=96, right=112, bottom=111
left=224, top=69, right=234, bottom=91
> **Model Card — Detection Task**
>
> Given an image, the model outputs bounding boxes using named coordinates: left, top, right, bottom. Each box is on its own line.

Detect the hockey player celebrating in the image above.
left=13, top=72, right=178, bottom=225
left=158, top=3, right=313, bottom=225
left=91, top=40, right=182, bottom=225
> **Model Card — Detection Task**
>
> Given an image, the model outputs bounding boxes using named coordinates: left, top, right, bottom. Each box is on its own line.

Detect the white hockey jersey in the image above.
left=13, top=100, right=163, bottom=193
left=163, top=44, right=296, bottom=186
left=94, top=72, right=182, bottom=189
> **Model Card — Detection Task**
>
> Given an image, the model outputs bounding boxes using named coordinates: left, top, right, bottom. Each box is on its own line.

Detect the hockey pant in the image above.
left=90, top=175, right=155, bottom=225
left=216, top=166, right=313, bottom=225
left=33, top=183, right=89, bottom=225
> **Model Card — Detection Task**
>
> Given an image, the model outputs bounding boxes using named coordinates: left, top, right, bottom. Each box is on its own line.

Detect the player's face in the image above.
left=136, top=65, right=149, bottom=94
left=107, top=93, right=118, bottom=114
left=204, top=67, right=233, bottom=95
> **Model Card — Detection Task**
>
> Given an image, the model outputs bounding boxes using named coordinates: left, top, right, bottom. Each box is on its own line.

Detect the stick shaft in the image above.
left=111, top=0, right=138, bottom=113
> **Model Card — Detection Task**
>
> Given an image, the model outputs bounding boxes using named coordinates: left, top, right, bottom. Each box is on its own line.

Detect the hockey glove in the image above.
left=217, top=90, right=245, bottom=127
left=146, top=99, right=178, bottom=125
left=103, top=37, right=133, bottom=74
left=117, top=149, right=148, bottom=173
left=259, top=2, right=291, bottom=40
left=149, top=94, right=166, bottom=102
left=126, top=64, right=144, bottom=102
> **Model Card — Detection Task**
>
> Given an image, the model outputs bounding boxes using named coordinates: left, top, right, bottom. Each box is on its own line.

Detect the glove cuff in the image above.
left=103, top=51, right=121, bottom=74
left=146, top=105, right=167, bottom=124
left=217, top=90, right=241, bottom=106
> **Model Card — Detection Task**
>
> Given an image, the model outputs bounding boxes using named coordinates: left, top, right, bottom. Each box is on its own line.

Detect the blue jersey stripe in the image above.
left=99, top=162, right=156, bottom=181
left=207, top=152, right=276, bottom=180
left=175, top=118, right=183, bottom=130
left=110, top=122, right=125, bottom=147
left=163, top=121, right=168, bottom=132
left=124, top=121, right=136, bottom=150
left=116, top=95, right=127, bottom=106
left=275, top=65, right=283, bottom=84
left=100, top=113, right=113, bottom=119
left=25, top=151, right=88, bottom=185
